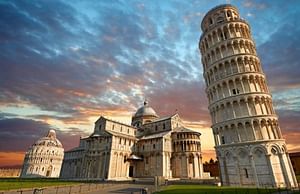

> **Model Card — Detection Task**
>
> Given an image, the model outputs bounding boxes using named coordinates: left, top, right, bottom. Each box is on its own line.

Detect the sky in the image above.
left=0, top=0, right=300, bottom=167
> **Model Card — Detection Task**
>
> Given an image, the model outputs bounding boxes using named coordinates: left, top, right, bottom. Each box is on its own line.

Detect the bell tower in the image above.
left=199, top=4, right=297, bottom=187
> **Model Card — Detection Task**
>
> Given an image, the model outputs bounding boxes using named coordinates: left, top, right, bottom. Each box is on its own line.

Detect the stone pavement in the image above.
left=87, top=183, right=155, bottom=194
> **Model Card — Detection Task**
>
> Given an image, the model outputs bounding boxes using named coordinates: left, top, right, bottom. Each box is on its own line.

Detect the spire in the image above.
left=144, top=99, right=148, bottom=106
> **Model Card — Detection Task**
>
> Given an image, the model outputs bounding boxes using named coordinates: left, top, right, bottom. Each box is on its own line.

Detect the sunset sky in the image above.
left=1, top=0, right=300, bottom=167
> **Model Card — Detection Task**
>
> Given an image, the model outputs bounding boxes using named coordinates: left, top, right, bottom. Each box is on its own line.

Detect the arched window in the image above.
left=244, top=168, right=249, bottom=178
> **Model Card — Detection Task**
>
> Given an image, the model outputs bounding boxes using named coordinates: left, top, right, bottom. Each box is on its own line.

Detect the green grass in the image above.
left=0, top=178, right=80, bottom=191
left=156, top=185, right=277, bottom=194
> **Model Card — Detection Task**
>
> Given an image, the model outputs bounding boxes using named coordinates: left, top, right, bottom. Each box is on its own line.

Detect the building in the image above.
left=290, top=152, right=300, bottom=175
left=0, top=168, right=21, bottom=177
left=60, top=101, right=208, bottom=180
left=20, top=129, right=64, bottom=178
left=199, top=4, right=297, bottom=187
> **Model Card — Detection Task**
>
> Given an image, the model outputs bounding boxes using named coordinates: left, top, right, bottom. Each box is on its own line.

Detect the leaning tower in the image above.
left=199, top=4, right=297, bottom=187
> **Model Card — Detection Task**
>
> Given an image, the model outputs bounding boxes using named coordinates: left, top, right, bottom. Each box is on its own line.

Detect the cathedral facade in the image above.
left=199, top=4, right=297, bottom=187
left=60, top=101, right=207, bottom=180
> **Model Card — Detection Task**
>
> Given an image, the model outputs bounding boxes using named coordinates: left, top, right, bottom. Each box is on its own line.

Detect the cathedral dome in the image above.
left=33, top=129, right=63, bottom=148
left=134, top=101, right=158, bottom=117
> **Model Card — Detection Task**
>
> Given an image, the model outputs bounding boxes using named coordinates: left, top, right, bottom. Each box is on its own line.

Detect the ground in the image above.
left=156, top=185, right=280, bottom=194
left=0, top=178, right=79, bottom=190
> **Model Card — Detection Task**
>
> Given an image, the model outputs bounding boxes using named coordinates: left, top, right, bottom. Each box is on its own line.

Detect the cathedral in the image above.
left=60, top=101, right=208, bottom=180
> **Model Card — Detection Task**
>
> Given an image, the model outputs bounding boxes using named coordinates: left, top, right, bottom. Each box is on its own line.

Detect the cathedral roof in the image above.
left=134, top=101, right=158, bottom=118
left=140, top=131, right=171, bottom=140
left=33, top=129, right=63, bottom=148
left=172, top=127, right=201, bottom=135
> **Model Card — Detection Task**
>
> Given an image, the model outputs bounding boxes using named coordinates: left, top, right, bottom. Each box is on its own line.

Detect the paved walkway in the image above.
left=88, top=184, right=155, bottom=194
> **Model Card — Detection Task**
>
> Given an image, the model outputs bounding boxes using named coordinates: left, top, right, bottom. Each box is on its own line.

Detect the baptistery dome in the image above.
left=20, top=129, right=64, bottom=178
left=33, top=129, right=63, bottom=148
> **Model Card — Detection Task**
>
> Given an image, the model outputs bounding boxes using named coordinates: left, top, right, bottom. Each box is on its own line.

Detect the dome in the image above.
left=33, top=129, right=63, bottom=148
left=134, top=101, right=158, bottom=117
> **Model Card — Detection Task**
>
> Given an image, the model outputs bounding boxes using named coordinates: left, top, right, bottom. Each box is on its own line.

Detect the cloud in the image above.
left=0, top=118, right=87, bottom=152
left=258, top=12, right=300, bottom=90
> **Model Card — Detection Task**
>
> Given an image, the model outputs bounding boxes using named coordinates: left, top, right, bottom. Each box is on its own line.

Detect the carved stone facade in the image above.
left=199, top=4, right=297, bottom=187
left=20, top=130, right=64, bottom=178
left=60, top=101, right=208, bottom=180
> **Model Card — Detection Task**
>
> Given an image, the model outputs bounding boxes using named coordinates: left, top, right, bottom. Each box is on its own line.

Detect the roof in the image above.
left=106, top=130, right=137, bottom=140
left=172, top=127, right=201, bottom=135
left=140, top=131, right=171, bottom=140
left=96, top=116, right=137, bottom=129
left=33, top=129, right=63, bottom=148
left=134, top=101, right=158, bottom=118
left=143, top=113, right=178, bottom=125
left=127, top=154, right=142, bottom=160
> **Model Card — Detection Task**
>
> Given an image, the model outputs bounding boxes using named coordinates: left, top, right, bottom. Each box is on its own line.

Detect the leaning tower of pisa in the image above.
left=199, top=4, right=297, bottom=188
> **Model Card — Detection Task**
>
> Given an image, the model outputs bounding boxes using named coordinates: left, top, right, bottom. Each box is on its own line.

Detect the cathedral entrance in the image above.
left=129, top=166, right=134, bottom=177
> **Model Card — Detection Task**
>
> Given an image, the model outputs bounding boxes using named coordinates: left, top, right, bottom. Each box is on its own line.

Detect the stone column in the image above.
left=250, top=155, right=260, bottom=187
left=279, top=153, right=291, bottom=188
left=266, top=154, right=276, bottom=187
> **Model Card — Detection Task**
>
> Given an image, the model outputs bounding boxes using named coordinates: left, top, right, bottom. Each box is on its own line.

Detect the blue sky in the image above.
left=0, top=0, right=300, bottom=166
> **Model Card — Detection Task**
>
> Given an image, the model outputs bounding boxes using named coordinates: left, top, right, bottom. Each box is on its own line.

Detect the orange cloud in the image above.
left=0, top=152, right=25, bottom=168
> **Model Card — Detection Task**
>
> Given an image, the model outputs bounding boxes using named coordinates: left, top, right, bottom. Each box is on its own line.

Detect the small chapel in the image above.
left=60, top=101, right=209, bottom=180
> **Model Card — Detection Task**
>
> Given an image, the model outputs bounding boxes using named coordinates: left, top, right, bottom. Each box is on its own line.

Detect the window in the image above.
left=127, top=128, right=130, bottom=134
left=145, top=157, right=149, bottom=164
left=153, top=144, right=156, bottom=149
left=119, top=138, right=122, bottom=144
left=124, top=139, right=127, bottom=145
left=163, top=123, right=166, bottom=129
left=232, top=89, right=236, bottom=95
left=143, top=145, right=145, bottom=150
left=227, top=11, right=231, bottom=17
left=112, top=125, right=115, bottom=130
left=209, top=18, right=213, bottom=25
left=120, top=126, right=122, bottom=132
left=221, top=136, right=225, bottom=144
left=244, top=168, right=249, bottom=178
left=99, top=125, right=101, bottom=130
left=232, top=89, right=240, bottom=95
left=155, top=126, right=158, bottom=131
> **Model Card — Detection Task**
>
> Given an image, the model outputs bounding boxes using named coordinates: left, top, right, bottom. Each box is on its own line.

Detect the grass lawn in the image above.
left=0, top=178, right=80, bottom=191
left=156, top=185, right=278, bottom=194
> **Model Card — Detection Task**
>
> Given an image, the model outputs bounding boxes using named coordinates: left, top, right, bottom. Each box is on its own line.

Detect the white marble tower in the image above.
left=199, top=4, right=297, bottom=187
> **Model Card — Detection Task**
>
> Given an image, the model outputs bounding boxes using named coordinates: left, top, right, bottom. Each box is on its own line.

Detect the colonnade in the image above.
left=204, top=56, right=263, bottom=85
left=210, top=95, right=275, bottom=123
left=200, top=22, right=251, bottom=53
left=207, top=74, right=269, bottom=103
left=213, top=118, right=282, bottom=145
left=203, top=39, right=257, bottom=67
left=173, top=141, right=201, bottom=152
